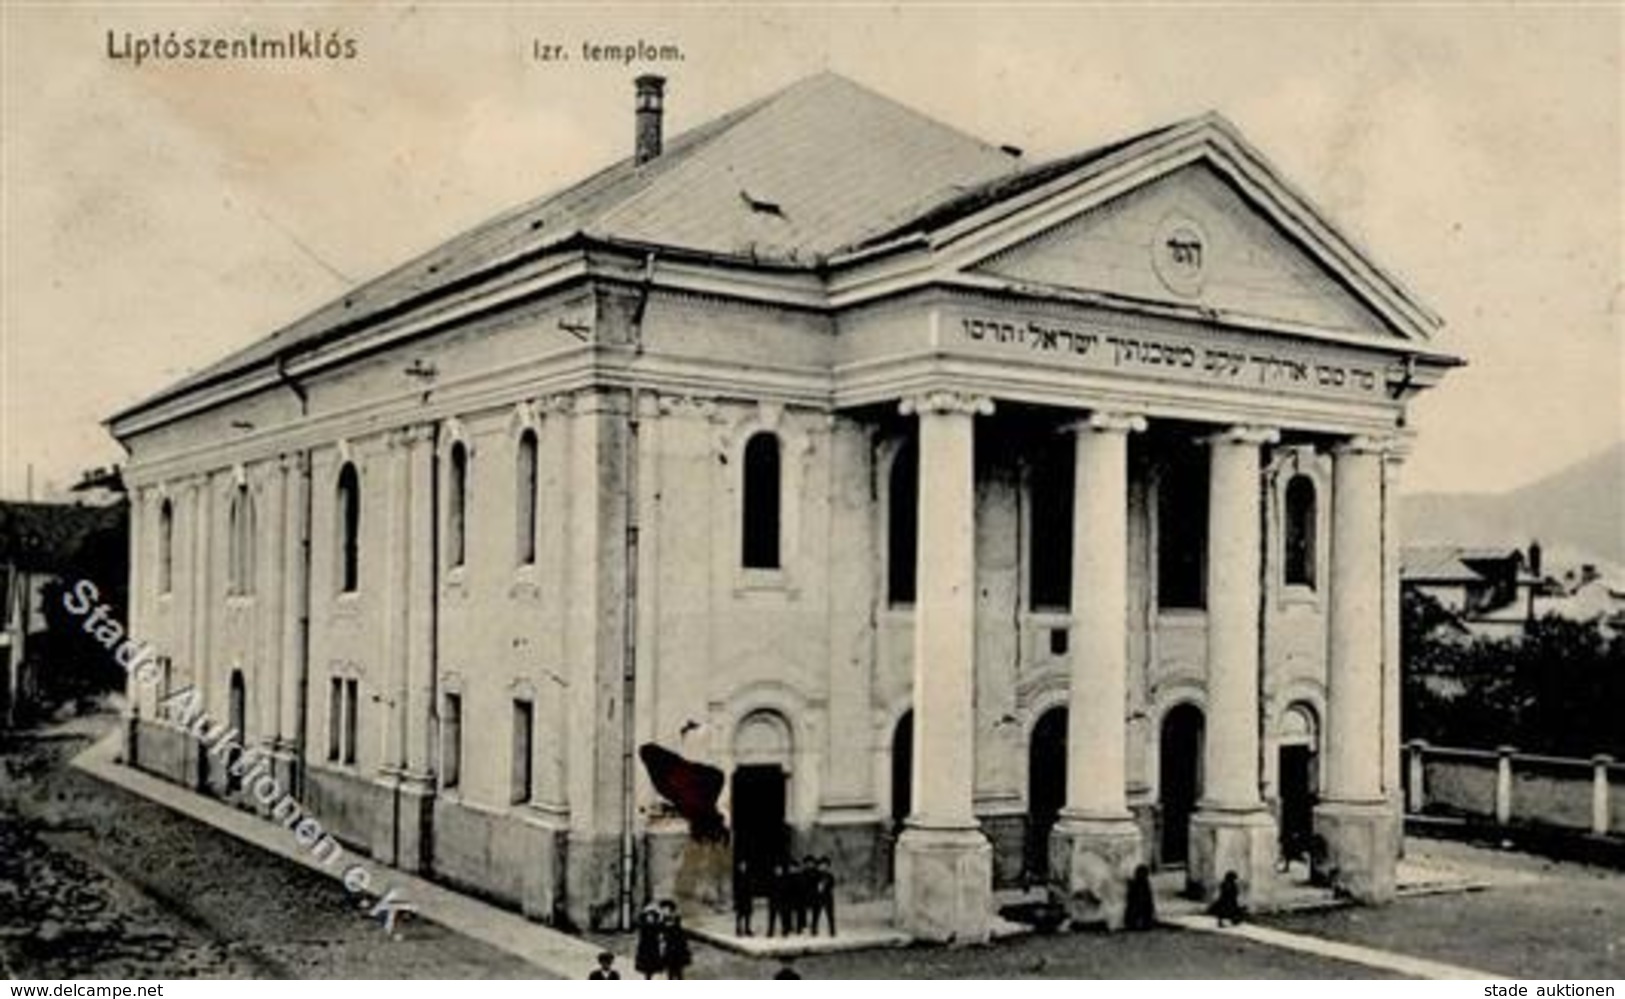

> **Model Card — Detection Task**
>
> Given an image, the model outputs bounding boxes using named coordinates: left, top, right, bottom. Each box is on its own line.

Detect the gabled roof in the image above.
left=119, top=73, right=1023, bottom=418
left=1402, top=545, right=1538, bottom=585
left=111, top=72, right=1448, bottom=429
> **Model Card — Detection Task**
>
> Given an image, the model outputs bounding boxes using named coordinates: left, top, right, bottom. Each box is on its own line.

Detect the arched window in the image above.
left=741, top=432, right=781, bottom=569
left=888, top=438, right=918, bottom=605
left=1284, top=474, right=1317, bottom=588
left=515, top=430, right=538, bottom=567
left=227, top=484, right=255, bottom=596
left=336, top=463, right=360, bottom=594
left=448, top=441, right=469, bottom=570
left=158, top=499, right=174, bottom=595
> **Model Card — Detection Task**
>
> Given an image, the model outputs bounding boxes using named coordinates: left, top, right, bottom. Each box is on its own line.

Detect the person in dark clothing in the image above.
left=767, top=862, right=790, bottom=937
left=587, top=951, right=621, bottom=979
left=1124, top=864, right=1156, bottom=931
left=1209, top=870, right=1246, bottom=927
left=794, top=856, right=818, bottom=934
left=634, top=904, right=665, bottom=979
left=733, top=858, right=755, bottom=936
left=660, top=903, right=692, bottom=981
left=809, top=856, right=837, bottom=936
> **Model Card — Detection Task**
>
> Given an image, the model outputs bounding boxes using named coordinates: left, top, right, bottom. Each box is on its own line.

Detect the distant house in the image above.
left=1535, top=561, right=1625, bottom=637
left=0, top=498, right=126, bottom=726
left=1401, top=545, right=1542, bottom=640
left=1403, top=542, right=1625, bottom=640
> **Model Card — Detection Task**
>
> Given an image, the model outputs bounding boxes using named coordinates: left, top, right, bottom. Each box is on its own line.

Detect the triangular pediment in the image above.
left=969, top=160, right=1394, bottom=337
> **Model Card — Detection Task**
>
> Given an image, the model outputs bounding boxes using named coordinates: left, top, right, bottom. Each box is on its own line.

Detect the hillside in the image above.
left=1402, top=442, right=1624, bottom=564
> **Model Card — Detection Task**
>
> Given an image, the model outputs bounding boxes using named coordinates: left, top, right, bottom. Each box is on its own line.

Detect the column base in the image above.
left=894, top=824, right=992, bottom=944
left=269, top=746, right=303, bottom=802
left=1314, top=800, right=1398, bottom=903
left=367, top=772, right=436, bottom=874
left=1048, top=815, right=1142, bottom=929
left=1188, top=807, right=1276, bottom=903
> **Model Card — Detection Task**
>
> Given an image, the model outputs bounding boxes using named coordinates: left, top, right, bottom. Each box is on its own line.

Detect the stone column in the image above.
left=257, top=459, right=287, bottom=760
left=371, top=423, right=437, bottom=873
left=1189, top=424, right=1278, bottom=901
left=125, top=490, right=148, bottom=721
left=1315, top=436, right=1398, bottom=902
left=894, top=390, right=994, bottom=943
left=189, top=477, right=215, bottom=791
left=401, top=425, right=439, bottom=872
left=275, top=453, right=309, bottom=795
left=1381, top=444, right=1408, bottom=826
left=1050, top=411, right=1146, bottom=927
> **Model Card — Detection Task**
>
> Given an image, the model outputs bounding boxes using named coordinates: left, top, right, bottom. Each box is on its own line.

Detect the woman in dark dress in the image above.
left=1209, top=870, right=1246, bottom=927
left=634, top=904, right=665, bottom=979
left=662, top=907, right=693, bottom=980
left=1124, top=864, right=1156, bottom=931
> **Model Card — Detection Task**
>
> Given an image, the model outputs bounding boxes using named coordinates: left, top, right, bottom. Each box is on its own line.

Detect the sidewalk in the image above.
left=72, top=732, right=603, bottom=979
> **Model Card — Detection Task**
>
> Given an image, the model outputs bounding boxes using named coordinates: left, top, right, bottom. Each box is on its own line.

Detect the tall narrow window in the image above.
left=741, top=432, right=781, bottom=569
left=1284, top=474, right=1318, bottom=588
left=511, top=699, right=534, bottom=804
left=158, top=499, right=174, bottom=595
left=336, top=463, right=360, bottom=594
left=1157, top=448, right=1209, bottom=610
left=888, top=438, right=918, bottom=605
left=442, top=693, right=463, bottom=790
left=448, top=442, right=468, bottom=570
left=227, top=484, right=255, bottom=596
left=516, top=430, right=538, bottom=567
left=327, top=677, right=343, bottom=761
left=1028, top=443, right=1075, bottom=610
left=343, top=678, right=359, bottom=765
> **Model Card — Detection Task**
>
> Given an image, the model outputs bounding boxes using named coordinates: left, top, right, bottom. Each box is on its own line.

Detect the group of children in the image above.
left=733, top=855, right=838, bottom=937
left=619, top=900, right=692, bottom=980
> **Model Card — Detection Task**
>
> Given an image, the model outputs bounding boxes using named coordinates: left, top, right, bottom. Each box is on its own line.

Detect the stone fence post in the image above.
left=1593, top=755, right=1613, bottom=836
left=1405, top=739, right=1428, bottom=813
left=1495, top=745, right=1516, bottom=825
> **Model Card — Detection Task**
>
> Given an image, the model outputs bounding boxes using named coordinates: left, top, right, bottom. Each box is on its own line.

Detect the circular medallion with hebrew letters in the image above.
left=1151, top=214, right=1208, bottom=297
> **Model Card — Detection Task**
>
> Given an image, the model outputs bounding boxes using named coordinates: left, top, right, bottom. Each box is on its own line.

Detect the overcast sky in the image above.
left=2, top=3, right=1619, bottom=499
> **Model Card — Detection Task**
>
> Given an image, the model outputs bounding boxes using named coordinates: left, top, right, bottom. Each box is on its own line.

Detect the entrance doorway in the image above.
left=732, top=709, right=793, bottom=884
left=226, top=671, right=246, bottom=793
left=1276, top=703, right=1319, bottom=859
left=891, top=710, right=913, bottom=831
left=1159, top=703, right=1204, bottom=866
left=1027, top=707, right=1067, bottom=880
left=732, top=765, right=787, bottom=880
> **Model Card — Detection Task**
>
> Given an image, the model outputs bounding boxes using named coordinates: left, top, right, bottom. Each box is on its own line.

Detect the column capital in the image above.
left=1065, top=411, right=1148, bottom=435
left=1205, top=424, right=1280, bottom=448
left=898, top=391, right=995, bottom=418
left=1333, top=433, right=1400, bottom=457
left=389, top=422, right=437, bottom=451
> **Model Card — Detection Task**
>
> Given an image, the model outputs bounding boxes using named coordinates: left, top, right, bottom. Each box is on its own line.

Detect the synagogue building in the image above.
left=108, top=73, right=1459, bottom=940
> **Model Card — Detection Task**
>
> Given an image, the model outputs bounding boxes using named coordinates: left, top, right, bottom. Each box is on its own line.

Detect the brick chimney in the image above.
left=634, top=75, right=665, bottom=165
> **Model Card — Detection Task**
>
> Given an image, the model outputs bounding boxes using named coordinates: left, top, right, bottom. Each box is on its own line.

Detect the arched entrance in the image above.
left=1277, top=702, right=1320, bottom=858
left=732, top=710, right=792, bottom=883
left=891, top=710, right=913, bottom=830
left=226, top=670, right=247, bottom=794
left=1027, top=706, right=1068, bottom=880
left=1159, top=703, right=1204, bottom=866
